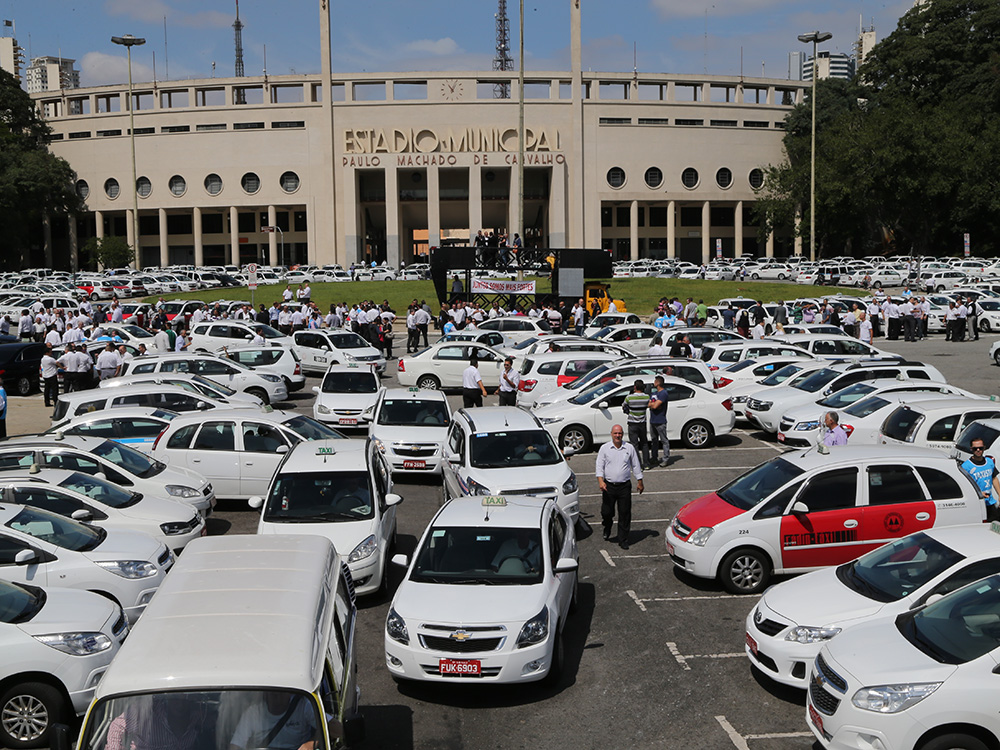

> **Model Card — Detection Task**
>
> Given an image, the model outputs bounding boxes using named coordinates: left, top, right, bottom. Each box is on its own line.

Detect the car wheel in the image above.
left=980, top=319, right=991, bottom=333
left=777, top=274, right=786, bottom=280
left=681, top=419, right=713, bottom=449
left=246, top=387, right=270, bottom=405
left=14, top=376, right=32, bottom=397
left=937, top=285, right=946, bottom=293
left=719, top=548, right=771, bottom=595
left=751, top=273, right=760, bottom=280
left=543, top=630, right=565, bottom=686
left=559, top=425, right=592, bottom=454
left=918, top=733, right=990, bottom=750
left=416, top=374, right=440, bottom=390
left=873, top=281, right=882, bottom=289
left=0, top=682, right=65, bottom=750
left=90, top=292, right=99, bottom=301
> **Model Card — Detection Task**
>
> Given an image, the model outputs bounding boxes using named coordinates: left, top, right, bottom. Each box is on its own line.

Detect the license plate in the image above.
left=402, top=459, right=426, bottom=469
left=808, top=704, right=824, bottom=736
left=777, top=432, right=785, bottom=443
left=666, top=541, right=675, bottom=556
left=338, top=418, right=358, bottom=425
left=439, top=659, right=481, bottom=676
left=316, top=355, right=327, bottom=363
left=745, top=632, right=758, bottom=656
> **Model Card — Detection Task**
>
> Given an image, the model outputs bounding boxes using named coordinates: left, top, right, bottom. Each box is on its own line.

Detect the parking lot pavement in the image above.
left=6, top=330, right=996, bottom=749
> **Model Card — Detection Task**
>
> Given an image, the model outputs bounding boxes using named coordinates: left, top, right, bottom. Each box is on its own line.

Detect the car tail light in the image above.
left=397, top=359, right=405, bottom=372
left=844, top=424, right=854, bottom=437
left=520, top=379, right=537, bottom=392
left=152, top=430, right=166, bottom=451
left=716, top=377, right=733, bottom=388
left=293, top=363, right=301, bottom=375
left=556, top=375, right=575, bottom=387
left=722, top=398, right=733, bottom=411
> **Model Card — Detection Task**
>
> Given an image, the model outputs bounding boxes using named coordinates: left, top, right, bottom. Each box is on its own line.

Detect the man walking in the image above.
left=462, top=357, right=487, bottom=408
left=41, top=345, right=59, bottom=410
left=495, top=357, right=520, bottom=406
left=623, top=380, right=652, bottom=469
left=648, top=375, right=670, bottom=467
left=595, top=424, right=644, bottom=549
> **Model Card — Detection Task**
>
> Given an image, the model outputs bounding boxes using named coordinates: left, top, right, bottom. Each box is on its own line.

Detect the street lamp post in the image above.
left=516, top=0, right=524, bottom=281
left=797, top=30, right=832, bottom=262
left=111, top=34, right=146, bottom=270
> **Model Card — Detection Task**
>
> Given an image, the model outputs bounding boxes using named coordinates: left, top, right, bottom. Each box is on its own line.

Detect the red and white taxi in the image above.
left=667, top=445, right=984, bottom=594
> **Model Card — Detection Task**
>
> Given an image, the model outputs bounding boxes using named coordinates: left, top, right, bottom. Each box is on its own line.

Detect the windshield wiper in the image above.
left=267, top=512, right=358, bottom=523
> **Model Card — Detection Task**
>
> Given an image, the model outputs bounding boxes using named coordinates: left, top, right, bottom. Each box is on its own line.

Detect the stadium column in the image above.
left=341, top=172, right=358, bottom=265
left=701, top=201, right=711, bottom=265
left=629, top=201, right=638, bottom=261
left=268, top=206, right=279, bottom=266
left=734, top=201, right=744, bottom=258
left=427, top=167, right=441, bottom=249
left=68, top=213, right=78, bottom=273
left=468, top=166, right=483, bottom=243
left=508, top=166, right=519, bottom=242
left=193, top=207, right=204, bottom=267
left=95, top=211, right=105, bottom=271
left=767, top=232, right=775, bottom=259
left=229, top=206, right=239, bottom=266
left=126, top=210, right=136, bottom=262
left=159, top=208, right=169, bottom=267
left=549, top=162, right=566, bottom=248
left=667, top=201, right=676, bottom=259
left=385, top=167, right=400, bottom=268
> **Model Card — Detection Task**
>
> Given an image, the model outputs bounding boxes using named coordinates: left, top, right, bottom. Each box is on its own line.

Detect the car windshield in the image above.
left=843, top=395, right=892, bottom=419
left=328, top=332, right=369, bottom=349
left=189, top=374, right=237, bottom=397
left=6, top=506, right=105, bottom=551
left=567, top=362, right=613, bottom=390
left=469, top=430, right=563, bottom=469
left=410, top=526, right=544, bottom=584
left=792, top=368, right=839, bottom=393
left=898, top=574, right=1000, bottom=664
left=760, top=363, right=807, bottom=387
left=262, top=471, right=373, bottom=522
left=377, top=399, right=449, bottom=426
left=93, top=440, right=164, bottom=478
left=717, top=457, right=805, bottom=510
left=956, top=422, right=1000, bottom=456
left=161, top=303, right=184, bottom=316
left=819, top=383, right=878, bottom=409
left=590, top=326, right=614, bottom=339
left=283, top=416, right=345, bottom=441
left=58, top=472, right=140, bottom=509
left=320, top=372, right=379, bottom=394
left=79, top=689, right=322, bottom=750
left=836, top=533, right=964, bottom=603
left=0, top=580, right=44, bottom=624
left=569, top=379, right=620, bottom=406
left=723, top=360, right=758, bottom=373
left=118, top=325, right=152, bottom=338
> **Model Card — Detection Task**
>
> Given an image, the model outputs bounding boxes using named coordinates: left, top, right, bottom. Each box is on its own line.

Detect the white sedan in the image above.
left=397, top=341, right=506, bottom=390
left=587, top=323, right=662, bottom=354
left=534, top=375, right=735, bottom=452
left=292, top=329, right=386, bottom=374
left=313, top=363, right=384, bottom=428
left=367, top=388, right=451, bottom=475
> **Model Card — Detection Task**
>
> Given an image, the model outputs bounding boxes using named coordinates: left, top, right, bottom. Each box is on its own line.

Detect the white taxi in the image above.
left=746, top=524, right=1000, bottom=690
left=807, top=572, right=1000, bottom=750
left=292, top=329, right=387, bottom=374
left=384, top=494, right=578, bottom=684
left=367, top=388, right=451, bottom=475
left=251, top=439, right=401, bottom=596
left=667, top=446, right=984, bottom=594
left=312, top=363, right=384, bottom=429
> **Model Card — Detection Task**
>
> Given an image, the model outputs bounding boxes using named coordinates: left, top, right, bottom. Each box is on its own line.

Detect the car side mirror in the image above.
left=563, top=447, right=577, bottom=458
left=385, top=493, right=403, bottom=507
left=14, top=549, right=37, bottom=565
left=95, top=472, right=107, bottom=482
left=790, top=501, right=809, bottom=515
left=597, top=401, right=609, bottom=409
left=921, top=593, right=944, bottom=608
left=445, top=450, right=460, bottom=463
left=248, top=496, right=263, bottom=509
left=554, top=557, right=579, bottom=574
left=71, top=508, right=92, bottom=521
left=391, top=553, right=409, bottom=568
left=312, top=386, right=320, bottom=394
left=276, top=445, right=289, bottom=454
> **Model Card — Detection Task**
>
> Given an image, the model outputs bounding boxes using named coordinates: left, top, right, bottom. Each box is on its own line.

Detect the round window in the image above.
left=280, top=171, right=300, bottom=193
left=136, top=176, right=152, bottom=198
left=104, top=178, right=120, bottom=200
left=716, top=168, right=733, bottom=189
left=76, top=180, right=90, bottom=200
left=749, top=168, right=765, bottom=189
left=644, top=167, right=663, bottom=189
left=607, top=167, right=626, bottom=189
left=681, top=168, right=699, bottom=189
left=204, top=173, right=223, bottom=196
left=168, top=175, right=186, bottom=197
left=241, top=172, right=261, bottom=194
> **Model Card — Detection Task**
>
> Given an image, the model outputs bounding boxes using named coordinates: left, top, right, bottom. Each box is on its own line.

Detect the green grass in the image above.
left=143, top=278, right=859, bottom=315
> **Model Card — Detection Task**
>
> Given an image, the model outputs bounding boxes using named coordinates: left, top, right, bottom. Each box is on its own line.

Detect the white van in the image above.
left=71, top=535, right=364, bottom=750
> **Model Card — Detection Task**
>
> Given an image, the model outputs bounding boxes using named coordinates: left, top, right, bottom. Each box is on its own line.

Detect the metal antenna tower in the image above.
left=233, top=0, right=245, bottom=103
left=493, top=0, right=513, bottom=98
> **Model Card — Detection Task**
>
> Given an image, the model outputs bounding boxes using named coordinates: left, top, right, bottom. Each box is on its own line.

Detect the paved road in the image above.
left=8, top=331, right=998, bottom=750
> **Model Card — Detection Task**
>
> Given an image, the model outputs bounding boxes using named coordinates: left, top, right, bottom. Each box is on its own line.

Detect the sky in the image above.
left=1, top=0, right=915, bottom=88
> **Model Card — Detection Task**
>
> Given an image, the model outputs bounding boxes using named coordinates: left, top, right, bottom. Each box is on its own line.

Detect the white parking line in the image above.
left=627, top=592, right=760, bottom=608
left=575, top=467, right=750, bottom=476
left=600, top=549, right=616, bottom=568
left=667, top=642, right=743, bottom=671
left=625, top=589, right=645, bottom=611
left=716, top=715, right=814, bottom=748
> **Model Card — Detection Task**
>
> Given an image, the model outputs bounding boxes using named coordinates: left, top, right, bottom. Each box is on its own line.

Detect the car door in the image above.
left=590, top=384, right=633, bottom=442
left=547, top=509, right=574, bottom=613
left=292, top=331, right=329, bottom=372
left=195, top=358, right=246, bottom=389
left=112, top=417, right=169, bottom=450
left=779, top=467, right=862, bottom=570
left=238, top=420, right=291, bottom=497
left=442, top=424, right=466, bottom=500
left=664, top=383, right=696, bottom=440
left=371, top=452, right=396, bottom=558
left=859, top=464, right=937, bottom=552
left=432, top=345, right=471, bottom=387
left=185, top=421, right=241, bottom=498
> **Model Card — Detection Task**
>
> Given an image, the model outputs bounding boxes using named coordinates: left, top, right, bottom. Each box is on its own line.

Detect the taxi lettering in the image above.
left=783, top=529, right=857, bottom=548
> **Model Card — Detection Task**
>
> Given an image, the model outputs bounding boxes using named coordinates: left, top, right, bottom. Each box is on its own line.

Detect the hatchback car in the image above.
left=385, top=494, right=577, bottom=684
left=187, top=320, right=287, bottom=352
left=292, top=329, right=387, bottom=374
left=222, top=344, right=306, bottom=392
left=367, top=388, right=451, bottom=475
left=666, top=445, right=984, bottom=594
left=120, top=353, right=288, bottom=404
left=879, top=397, right=1000, bottom=453
left=476, top=316, right=552, bottom=344
left=313, top=363, right=384, bottom=428
left=516, top=351, right=621, bottom=407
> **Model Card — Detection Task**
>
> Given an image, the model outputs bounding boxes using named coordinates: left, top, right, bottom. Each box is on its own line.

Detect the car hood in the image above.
left=258, top=520, right=377, bottom=558
left=675, top=492, right=745, bottom=531
left=393, top=580, right=545, bottom=624
left=116, top=494, right=200, bottom=524
left=370, top=424, right=449, bottom=444
left=316, top=392, right=381, bottom=409
left=84, top=529, right=165, bottom=562
left=156, top=464, right=212, bottom=488
left=780, top=403, right=826, bottom=425
left=17, top=586, right=120, bottom=636
left=762, top=566, right=887, bottom=628
left=467, top=463, right=571, bottom=490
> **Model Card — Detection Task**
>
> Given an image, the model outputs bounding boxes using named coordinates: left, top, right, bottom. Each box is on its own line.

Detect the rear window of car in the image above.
left=882, top=406, right=922, bottom=443
left=956, top=423, right=1000, bottom=456
left=537, top=362, right=562, bottom=375
left=917, top=467, right=964, bottom=501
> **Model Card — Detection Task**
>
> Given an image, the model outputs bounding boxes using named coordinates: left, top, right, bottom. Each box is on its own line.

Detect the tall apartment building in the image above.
left=26, top=56, right=81, bottom=115
left=0, top=36, right=25, bottom=84
left=801, top=51, right=855, bottom=81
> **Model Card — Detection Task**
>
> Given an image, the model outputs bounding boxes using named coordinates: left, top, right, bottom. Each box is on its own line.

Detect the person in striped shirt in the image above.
left=623, top=379, right=652, bottom=470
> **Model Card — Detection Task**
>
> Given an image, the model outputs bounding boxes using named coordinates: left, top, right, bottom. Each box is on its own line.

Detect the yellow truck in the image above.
left=584, top=281, right=627, bottom=313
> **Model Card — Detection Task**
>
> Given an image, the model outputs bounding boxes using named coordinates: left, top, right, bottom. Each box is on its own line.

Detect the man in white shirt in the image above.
left=883, top=298, right=900, bottom=341
left=945, top=301, right=958, bottom=342
left=110, top=303, right=124, bottom=324
left=857, top=311, right=873, bottom=344
left=41, top=346, right=60, bottom=409
left=956, top=300, right=969, bottom=342
left=573, top=299, right=586, bottom=336
left=413, top=305, right=432, bottom=347
left=290, top=308, right=306, bottom=331
left=44, top=326, right=62, bottom=348
left=451, top=304, right=467, bottom=329
left=608, top=300, right=618, bottom=314
left=899, top=299, right=916, bottom=342
left=646, top=336, right=667, bottom=357
left=62, top=324, right=85, bottom=345
left=96, top=342, right=123, bottom=380
left=751, top=321, right=766, bottom=340
left=495, top=356, right=520, bottom=406
left=461, top=357, right=487, bottom=408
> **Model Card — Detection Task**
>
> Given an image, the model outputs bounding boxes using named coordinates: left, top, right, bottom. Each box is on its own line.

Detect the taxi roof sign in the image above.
left=408, top=387, right=420, bottom=392
left=991, top=521, right=1000, bottom=535
left=315, top=446, right=336, bottom=455
left=481, top=496, right=507, bottom=507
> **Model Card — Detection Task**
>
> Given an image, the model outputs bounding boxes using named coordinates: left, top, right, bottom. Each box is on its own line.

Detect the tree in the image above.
left=0, top=69, right=82, bottom=264
left=82, top=236, right=134, bottom=270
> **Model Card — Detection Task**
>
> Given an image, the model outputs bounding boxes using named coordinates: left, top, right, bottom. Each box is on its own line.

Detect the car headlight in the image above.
left=372, top=438, right=386, bottom=454
left=794, top=420, right=822, bottom=431
left=348, top=534, right=378, bottom=564
left=562, top=472, right=578, bottom=494
left=165, top=485, right=201, bottom=499
left=260, top=374, right=281, bottom=383
left=687, top=527, right=714, bottom=547
left=515, top=607, right=549, bottom=648
left=852, top=682, right=941, bottom=713
left=540, top=416, right=564, bottom=424
left=95, top=560, right=158, bottom=579
left=784, top=626, right=841, bottom=644
left=35, top=632, right=113, bottom=656
left=386, top=607, right=409, bottom=645
left=159, top=520, right=194, bottom=536
left=343, top=353, right=357, bottom=362
left=732, top=395, right=748, bottom=403
left=317, top=404, right=331, bottom=414
left=466, top=477, right=492, bottom=496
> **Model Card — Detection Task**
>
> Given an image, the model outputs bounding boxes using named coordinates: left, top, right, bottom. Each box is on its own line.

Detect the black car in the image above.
left=0, top=342, right=45, bottom=395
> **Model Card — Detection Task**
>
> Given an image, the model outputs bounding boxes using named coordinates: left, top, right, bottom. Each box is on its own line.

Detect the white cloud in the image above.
left=103, top=0, right=230, bottom=29
left=402, top=38, right=462, bottom=57
left=80, top=50, right=155, bottom=87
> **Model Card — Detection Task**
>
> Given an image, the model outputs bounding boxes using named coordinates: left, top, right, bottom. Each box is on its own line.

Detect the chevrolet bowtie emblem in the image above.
left=449, top=629, right=473, bottom=641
